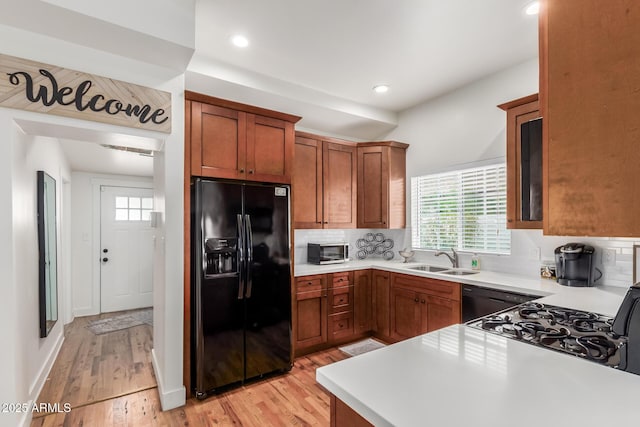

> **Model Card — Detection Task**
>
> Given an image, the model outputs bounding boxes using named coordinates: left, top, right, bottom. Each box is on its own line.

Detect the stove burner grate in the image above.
left=467, top=301, right=626, bottom=370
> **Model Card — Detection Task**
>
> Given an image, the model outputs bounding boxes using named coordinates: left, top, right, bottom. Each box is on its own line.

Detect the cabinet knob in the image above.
left=307, top=281, right=312, bottom=285
left=339, top=298, right=344, bottom=303
left=507, top=219, right=513, bottom=223
left=338, top=278, right=343, bottom=282
left=421, top=299, right=426, bottom=304
left=239, top=168, right=245, bottom=173
left=249, top=169, right=254, bottom=174
left=414, top=297, right=419, bottom=303
left=339, top=323, right=344, bottom=328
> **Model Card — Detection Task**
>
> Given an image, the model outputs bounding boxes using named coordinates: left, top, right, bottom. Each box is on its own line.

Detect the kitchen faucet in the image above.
left=435, top=248, right=459, bottom=268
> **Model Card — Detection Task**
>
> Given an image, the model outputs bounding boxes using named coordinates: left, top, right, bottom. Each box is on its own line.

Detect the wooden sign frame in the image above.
left=0, top=54, right=171, bottom=133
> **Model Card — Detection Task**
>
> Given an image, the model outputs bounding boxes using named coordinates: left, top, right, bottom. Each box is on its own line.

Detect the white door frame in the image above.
left=90, top=178, right=153, bottom=315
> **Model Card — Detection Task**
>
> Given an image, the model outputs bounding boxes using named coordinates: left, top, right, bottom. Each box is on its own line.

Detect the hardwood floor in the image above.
left=33, top=310, right=156, bottom=419
left=32, top=312, right=350, bottom=426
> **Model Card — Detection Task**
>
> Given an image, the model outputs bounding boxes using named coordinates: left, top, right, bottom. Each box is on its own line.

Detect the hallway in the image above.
left=32, top=310, right=156, bottom=422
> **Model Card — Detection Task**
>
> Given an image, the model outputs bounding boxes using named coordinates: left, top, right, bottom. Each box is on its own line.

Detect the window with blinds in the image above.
left=411, top=163, right=510, bottom=254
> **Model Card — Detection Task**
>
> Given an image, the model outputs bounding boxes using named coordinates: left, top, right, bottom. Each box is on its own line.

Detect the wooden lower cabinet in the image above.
left=296, top=271, right=361, bottom=355
left=353, top=270, right=372, bottom=334
left=390, top=273, right=461, bottom=342
left=295, top=275, right=328, bottom=353
left=328, top=272, right=355, bottom=345
left=294, top=270, right=460, bottom=354
left=331, top=395, right=373, bottom=427
left=371, top=270, right=391, bottom=340
left=390, top=287, right=422, bottom=341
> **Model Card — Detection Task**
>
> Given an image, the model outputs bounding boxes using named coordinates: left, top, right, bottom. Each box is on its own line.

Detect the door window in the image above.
left=115, top=196, right=153, bottom=221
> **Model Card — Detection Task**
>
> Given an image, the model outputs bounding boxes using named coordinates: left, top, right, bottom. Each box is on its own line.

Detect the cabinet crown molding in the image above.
left=185, top=90, right=302, bottom=123
left=497, top=93, right=539, bottom=111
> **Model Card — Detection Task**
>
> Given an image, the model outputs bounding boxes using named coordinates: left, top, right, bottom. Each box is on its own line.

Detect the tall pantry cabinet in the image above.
left=540, top=0, right=640, bottom=236
left=183, top=91, right=301, bottom=396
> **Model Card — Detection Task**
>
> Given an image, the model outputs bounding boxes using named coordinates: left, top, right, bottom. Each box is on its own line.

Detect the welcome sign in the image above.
left=0, top=54, right=171, bottom=133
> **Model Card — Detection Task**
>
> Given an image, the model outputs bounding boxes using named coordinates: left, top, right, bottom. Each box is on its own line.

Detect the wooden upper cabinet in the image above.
left=323, top=141, right=357, bottom=228
left=540, top=1, right=640, bottom=237
left=357, top=142, right=408, bottom=229
left=186, top=91, right=300, bottom=183
left=293, top=132, right=357, bottom=229
left=248, top=115, right=295, bottom=183
left=293, top=135, right=323, bottom=228
left=498, top=95, right=542, bottom=230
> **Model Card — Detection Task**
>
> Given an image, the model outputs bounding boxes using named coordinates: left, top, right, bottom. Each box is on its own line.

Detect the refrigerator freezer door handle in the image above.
left=245, top=214, right=253, bottom=298
left=237, top=214, right=245, bottom=300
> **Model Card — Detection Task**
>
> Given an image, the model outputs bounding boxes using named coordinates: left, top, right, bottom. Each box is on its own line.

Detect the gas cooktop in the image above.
left=467, top=301, right=629, bottom=369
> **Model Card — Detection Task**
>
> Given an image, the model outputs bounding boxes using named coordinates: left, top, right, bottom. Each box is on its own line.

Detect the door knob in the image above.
left=102, top=257, right=109, bottom=262
left=103, top=249, right=108, bottom=253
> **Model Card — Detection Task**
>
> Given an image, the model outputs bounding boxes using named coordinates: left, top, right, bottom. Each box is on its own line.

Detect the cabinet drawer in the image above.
left=391, top=273, right=461, bottom=301
left=329, top=285, right=353, bottom=313
left=296, top=275, right=325, bottom=294
left=329, top=311, right=354, bottom=341
left=331, top=272, right=351, bottom=287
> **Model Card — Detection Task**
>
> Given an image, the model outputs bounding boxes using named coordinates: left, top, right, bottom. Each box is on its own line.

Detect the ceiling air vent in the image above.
left=100, top=144, right=153, bottom=157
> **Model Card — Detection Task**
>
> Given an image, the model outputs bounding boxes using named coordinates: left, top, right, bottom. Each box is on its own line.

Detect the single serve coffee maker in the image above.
left=554, top=243, right=595, bottom=287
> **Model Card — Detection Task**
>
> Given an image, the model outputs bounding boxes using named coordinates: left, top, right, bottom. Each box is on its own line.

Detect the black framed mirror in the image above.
left=37, top=171, right=58, bottom=338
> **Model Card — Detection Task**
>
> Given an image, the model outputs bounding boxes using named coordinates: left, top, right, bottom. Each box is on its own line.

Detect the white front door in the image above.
left=100, top=186, right=154, bottom=313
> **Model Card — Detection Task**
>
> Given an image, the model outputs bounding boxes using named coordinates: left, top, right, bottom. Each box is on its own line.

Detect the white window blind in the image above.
left=411, top=164, right=510, bottom=254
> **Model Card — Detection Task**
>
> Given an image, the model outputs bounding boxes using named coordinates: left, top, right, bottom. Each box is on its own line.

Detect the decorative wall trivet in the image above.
left=356, top=232, right=394, bottom=260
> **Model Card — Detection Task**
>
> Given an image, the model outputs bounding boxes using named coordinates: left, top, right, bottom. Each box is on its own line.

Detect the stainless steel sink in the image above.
left=440, top=270, right=479, bottom=276
left=409, top=265, right=450, bottom=272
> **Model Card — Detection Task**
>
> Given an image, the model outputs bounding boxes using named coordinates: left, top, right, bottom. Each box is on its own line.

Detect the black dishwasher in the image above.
left=462, top=285, right=539, bottom=322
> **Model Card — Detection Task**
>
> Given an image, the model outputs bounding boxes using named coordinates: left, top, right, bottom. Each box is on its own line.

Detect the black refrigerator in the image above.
left=191, top=178, right=292, bottom=399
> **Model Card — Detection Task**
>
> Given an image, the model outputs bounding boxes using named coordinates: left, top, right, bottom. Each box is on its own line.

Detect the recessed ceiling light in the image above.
left=524, top=1, right=540, bottom=15
left=231, top=34, right=249, bottom=48
left=373, top=85, right=389, bottom=94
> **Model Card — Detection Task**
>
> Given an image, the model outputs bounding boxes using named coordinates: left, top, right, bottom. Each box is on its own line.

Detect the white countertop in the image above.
left=295, top=259, right=627, bottom=316
left=317, top=324, right=640, bottom=426
left=312, top=260, right=638, bottom=425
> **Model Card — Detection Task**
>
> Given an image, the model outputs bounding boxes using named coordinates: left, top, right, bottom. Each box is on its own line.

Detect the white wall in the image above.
left=3, top=115, right=70, bottom=426
left=382, top=58, right=638, bottom=287
left=150, top=76, right=186, bottom=410
left=0, top=115, right=21, bottom=427
left=70, top=172, right=153, bottom=317
left=0, top=3, right=191, bottom=419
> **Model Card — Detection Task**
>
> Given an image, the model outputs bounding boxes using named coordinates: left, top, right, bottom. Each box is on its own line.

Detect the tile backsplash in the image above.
left=294, top=228, right=638, bottom=288
left=294, top=229, right=408, bottom=265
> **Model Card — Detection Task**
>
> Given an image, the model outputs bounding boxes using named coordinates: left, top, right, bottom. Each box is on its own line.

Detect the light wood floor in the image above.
left=32, top=313, right=349, bottom=426
left=34, top=310, right=156, bottom=417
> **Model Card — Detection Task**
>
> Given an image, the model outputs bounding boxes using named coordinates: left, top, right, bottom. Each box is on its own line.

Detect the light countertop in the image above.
left=316, top=324, right=640, bottom=427
left=295, top=260, right=627, bottom=316
left=311, top=260, right=638, bottom=425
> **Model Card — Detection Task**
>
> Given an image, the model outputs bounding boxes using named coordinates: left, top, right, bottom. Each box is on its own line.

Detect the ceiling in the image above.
left=189, top=0, right=539, bottom=138
left=7, top=0, right=539, bottom=175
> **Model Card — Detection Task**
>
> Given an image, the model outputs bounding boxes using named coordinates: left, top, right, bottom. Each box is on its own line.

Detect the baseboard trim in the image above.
left=73, top=307, right=98, bottom=317
left=151, top=348, right=186, bottom=411
left=19, top=332, right=65, bottom=427
left=29, top=332, right=64, bottom=399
